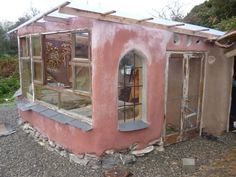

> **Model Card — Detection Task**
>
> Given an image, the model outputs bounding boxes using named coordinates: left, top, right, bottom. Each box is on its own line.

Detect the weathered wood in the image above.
left=137, top=17, right=154, bottom=23
left=168, top=23, right=185, bottom=28
left=59, top=6, right=216, bottom=38
left=225, top=48, right=236, bottom=58
left=102, top=10, right=116, bottom=16
left=8, top=1, right=71, bottom=34
left=193, top=28, right=209, bottom=33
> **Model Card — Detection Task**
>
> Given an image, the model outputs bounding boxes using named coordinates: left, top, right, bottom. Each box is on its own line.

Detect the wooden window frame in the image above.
left=70, top=30, right=92, bottom=96
left=31, top=35, right=43, bottom=84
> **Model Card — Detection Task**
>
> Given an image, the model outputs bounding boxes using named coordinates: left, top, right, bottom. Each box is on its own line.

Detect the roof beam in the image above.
left=102, top=10, right=116, bottom=16
left=138, top=17, right=154, bottom=23
left=43, top=16, right=69, bottom=24
left=168, top=23, right=185, bottom=28
left=193, top=28, right=210, bottom=33
left=59, top=6, right=216, bottom=38
left=8, top=1, right=71, bottom=34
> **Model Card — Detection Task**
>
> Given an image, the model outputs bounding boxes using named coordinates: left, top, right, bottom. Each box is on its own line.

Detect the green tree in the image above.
left=0, top=6, right=40, bottom=57
left=184, top=0, right=236, bottom=31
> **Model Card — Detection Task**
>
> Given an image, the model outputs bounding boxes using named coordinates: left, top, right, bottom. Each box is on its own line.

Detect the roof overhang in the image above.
left=8, top=1, right=225, bottom=39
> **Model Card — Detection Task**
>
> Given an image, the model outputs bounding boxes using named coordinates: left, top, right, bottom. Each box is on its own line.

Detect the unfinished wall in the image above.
left=202, top=47, right=234, bottom=135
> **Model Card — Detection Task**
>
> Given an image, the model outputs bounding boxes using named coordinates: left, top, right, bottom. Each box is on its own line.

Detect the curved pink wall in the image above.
left=18, top=16, right=209, bottom=156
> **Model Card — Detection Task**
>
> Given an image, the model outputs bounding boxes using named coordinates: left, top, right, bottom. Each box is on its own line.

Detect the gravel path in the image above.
left=0, top=104, right=236, bottom=177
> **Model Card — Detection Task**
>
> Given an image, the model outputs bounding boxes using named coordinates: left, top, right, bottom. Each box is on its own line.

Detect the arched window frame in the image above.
left=117, top=49, right=148, bottom=131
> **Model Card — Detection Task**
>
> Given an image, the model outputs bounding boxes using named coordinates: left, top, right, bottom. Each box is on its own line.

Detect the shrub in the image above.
left=0, top=57, right=19, bottom=103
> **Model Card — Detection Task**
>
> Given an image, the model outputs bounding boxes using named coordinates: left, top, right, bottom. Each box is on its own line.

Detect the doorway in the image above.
left=164, top=52, right=205, bottom=145
left=229, top=56, right=236, bottom=131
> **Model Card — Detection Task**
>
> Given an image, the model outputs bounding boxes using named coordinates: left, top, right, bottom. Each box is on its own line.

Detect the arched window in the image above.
left=118, top=50, right=146, bottom=122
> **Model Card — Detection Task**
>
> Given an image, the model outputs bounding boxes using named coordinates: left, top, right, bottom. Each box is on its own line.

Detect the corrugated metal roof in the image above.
left=8, top=0, right=225, bottom=37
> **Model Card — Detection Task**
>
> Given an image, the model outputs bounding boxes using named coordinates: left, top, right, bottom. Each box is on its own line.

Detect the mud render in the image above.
left=9, top=1, right=236, bottom=156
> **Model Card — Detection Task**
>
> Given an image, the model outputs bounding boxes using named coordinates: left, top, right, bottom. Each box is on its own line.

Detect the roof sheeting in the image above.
left=8, top=0, right=225, bottom=37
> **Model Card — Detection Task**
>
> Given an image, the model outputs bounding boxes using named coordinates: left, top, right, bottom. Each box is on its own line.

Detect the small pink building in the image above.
left=10, top=1, right=236, bottom=156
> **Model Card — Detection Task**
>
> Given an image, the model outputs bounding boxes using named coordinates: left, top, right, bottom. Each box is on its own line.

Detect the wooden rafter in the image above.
left=138, top=17, right=154, bottom=23
left=8, top=1, right=71, bottom=34
left=59, top=6, right=216, bottom=38
left=193, top=28, right=210, bottom=33
left=168, top=23, right=185, bottom=28
left=102, top=10, right=116, bottom=16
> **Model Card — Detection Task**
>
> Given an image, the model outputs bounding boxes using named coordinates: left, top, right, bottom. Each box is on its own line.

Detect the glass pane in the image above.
left=45, top=33, right=72, bottom=88
left=74, top=32, right=89, bottom=59
left=75, top=65, right=91, bottom=92
left=118, top=50, right=143, bottom=122
left=21, top=60, right=32, bottom=97
left=34, top=62, right=42, bottom=81
left=166, top=56, right=183, bottom=134
left=60, top=93, right=92, bottom=119
left=20, top=37, right=29, bottom=57
left=32, top=36, right=41, bottom=57
left=35, top=85, right=59, bottom=107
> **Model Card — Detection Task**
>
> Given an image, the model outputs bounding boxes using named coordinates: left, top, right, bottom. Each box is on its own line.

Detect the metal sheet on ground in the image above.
left=0, top=123, right=15, bottom=137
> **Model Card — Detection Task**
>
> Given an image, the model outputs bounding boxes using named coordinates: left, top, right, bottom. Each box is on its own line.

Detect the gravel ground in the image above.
left=0, top=104, right=236, bottom=177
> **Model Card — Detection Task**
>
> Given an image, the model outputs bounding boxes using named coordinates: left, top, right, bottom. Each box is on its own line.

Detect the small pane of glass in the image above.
left=33, top=62, right=42, bottom=81
left=20, top=37, right=30, bottom=57
left=118, top=50, right=144, bottom=122
left=45, top=33, right=72, bottom=88
left=35, top=85, right=59, bottom=107
left=74, top=32, right=89, bottom=59
left=60, top=93, right=92, bottom=119
left=32, top=36, right=41, bottom=57
left=21, top=60, right=32, bottom=97
left=75, top=65, right=91, bottom=92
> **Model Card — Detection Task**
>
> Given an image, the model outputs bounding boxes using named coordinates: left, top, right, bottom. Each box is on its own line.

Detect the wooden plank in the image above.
left=17, top=37, right=23, bottom=92
left=164, top=133, right=180, bottom=145
left=168, top=23, right=185, bottom=28
left=137, top=17, right=154, bottom=23
left=225, top=48, right=236, bottom=58
left=193, top=28, right=209, bottom=33
left=59, top=6, right=216, bottom=38
left=163, top=53, right=170, bottom=138
left=29, top=35, right=35, bottom=102
left=43, top=16, right=69, bottom=24
left=8, top=1, right=71, bottom=34
left=102, top=10, right=116, bottom=16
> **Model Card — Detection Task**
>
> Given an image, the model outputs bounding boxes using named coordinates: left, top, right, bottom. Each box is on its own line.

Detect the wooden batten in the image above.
left=59, top=6, right=216, bottom=38
left=137, top=17, right=154, bottom=23
left=168, top=23, right=185, bottom=28
left=225, top=48, right=236, bottom=58
left=193, top=28, right=210, bottom=33
left=102, top=10, right=116, bottom=16
left=43, top=16, right=69, bottom=24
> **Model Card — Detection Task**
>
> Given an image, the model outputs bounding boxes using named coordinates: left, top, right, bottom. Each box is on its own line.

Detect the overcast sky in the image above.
left=0, top=0, right=206, bottom=22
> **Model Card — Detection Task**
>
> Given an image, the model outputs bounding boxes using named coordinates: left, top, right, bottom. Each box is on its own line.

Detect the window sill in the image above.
left=16, top=100, right=92, bottom=132
left=118, top=120, right=149, bottom=132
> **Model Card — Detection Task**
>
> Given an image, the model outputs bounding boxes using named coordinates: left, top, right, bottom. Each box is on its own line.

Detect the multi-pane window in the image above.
left=71, top=31, right=92, bottom=95
left=32, top=35, right=43, bottom=83
left=19, top=37, right=32, bottom=99
left=19, top=30, right=92, bottom=121
left=118, top=50, right=144, bottom=122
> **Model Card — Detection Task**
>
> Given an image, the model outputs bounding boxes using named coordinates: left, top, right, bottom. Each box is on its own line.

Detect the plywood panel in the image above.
left=202, top=48, right=234, bottom=135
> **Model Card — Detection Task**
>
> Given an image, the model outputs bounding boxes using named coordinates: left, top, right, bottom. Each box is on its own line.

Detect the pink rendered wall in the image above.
left=18, top=16, right=209, bottom=155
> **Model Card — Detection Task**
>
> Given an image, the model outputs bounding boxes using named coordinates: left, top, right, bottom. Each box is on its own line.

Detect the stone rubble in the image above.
left=20, top=121, right=165, bottom=169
